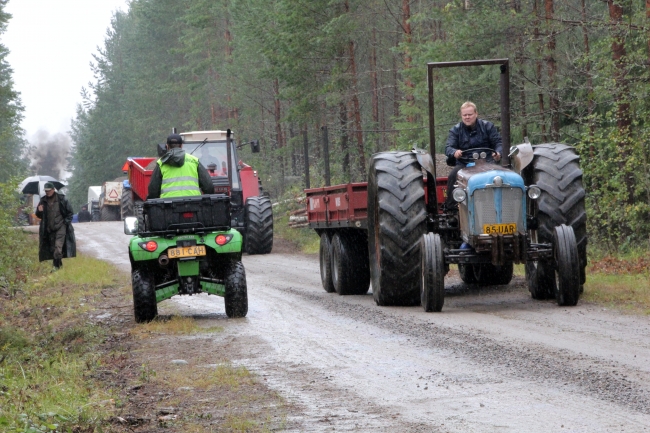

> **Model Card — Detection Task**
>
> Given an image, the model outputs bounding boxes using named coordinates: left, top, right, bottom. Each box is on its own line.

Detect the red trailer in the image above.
left=121, top=157, right=155, bottom=219
left=306, top=167, right=448, bottom=297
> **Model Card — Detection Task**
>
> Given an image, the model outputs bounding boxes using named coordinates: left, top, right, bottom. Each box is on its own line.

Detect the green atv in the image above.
left=124, top=194, right=247, bottom=322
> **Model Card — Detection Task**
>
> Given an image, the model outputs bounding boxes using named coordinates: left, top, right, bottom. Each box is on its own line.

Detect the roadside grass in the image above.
left=130, top=315, right=223, bottom=338
left=0, top=239, right=123, bottom=432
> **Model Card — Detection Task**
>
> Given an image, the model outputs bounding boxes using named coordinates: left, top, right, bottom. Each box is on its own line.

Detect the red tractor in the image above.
left=121, top=129, right=273, bottom=255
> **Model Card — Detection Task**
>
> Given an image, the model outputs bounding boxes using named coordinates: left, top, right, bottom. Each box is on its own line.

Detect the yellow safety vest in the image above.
left=158, top=154, right=202, bottom=198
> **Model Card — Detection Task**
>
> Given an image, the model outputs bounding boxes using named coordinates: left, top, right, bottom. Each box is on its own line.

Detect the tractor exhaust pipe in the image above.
left=158, top=255, right=170, bottom=267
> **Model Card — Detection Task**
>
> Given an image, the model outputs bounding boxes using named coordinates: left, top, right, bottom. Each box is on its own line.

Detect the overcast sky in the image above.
left=3, top=0, right=130, bottom=142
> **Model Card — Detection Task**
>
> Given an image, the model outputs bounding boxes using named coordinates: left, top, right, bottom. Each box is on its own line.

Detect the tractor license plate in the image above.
left=168, top=245, right=206, bottom=258
left=482, top=223, right=517, bottom=235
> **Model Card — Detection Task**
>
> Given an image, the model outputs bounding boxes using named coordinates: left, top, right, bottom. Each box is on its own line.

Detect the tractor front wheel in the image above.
left=420, top=233, right=445, bottom=312
left=553, top=225, right=581, bottom=306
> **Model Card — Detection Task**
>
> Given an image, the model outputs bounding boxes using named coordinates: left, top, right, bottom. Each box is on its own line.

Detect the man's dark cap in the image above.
left=207, top=163, right=217, bottom=169
left=43, top=182, right=55, bottom=190
left=167, top=134, right=183, bottom=145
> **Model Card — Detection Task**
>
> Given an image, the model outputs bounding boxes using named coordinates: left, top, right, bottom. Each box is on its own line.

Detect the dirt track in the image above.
left=71, top=221, right=650, bottom=432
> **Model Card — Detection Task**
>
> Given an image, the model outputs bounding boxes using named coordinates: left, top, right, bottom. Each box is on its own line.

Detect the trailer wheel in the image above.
left=526, top=143, right=587, bottom=289
left=421, top=233, right=445, bottom=312
left=132, top=267, right=157, bottom=323
left=368, top=152, right=427, bottom=306
left=554, top=225, right=580, bottom=306
left=331, top=232, right=370, bottom=295
left=224, top=260, right=248, bottom=318
left=121, top=188, right=133, bottom=220
left=319, top=233, right=335, bottom=293
left=458, top=264, right=478, bottom=285
left=245, top=196, right=273, bottom=255
left=526, top=260, right=554, bottom=300
left=100, top=206, right=119, bottom=221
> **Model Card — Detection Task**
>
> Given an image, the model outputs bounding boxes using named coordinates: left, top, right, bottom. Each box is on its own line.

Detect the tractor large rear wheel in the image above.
left=368, top=152, right=427, bottom=306
left=121, top=188, right=133, bottom=220
left=526, top=143, right=587, bottom=292
left=245, top=196, right=273, bottom=255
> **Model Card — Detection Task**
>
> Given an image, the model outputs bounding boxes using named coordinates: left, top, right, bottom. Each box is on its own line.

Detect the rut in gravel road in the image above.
left=71, top=222, right=650, bottom=432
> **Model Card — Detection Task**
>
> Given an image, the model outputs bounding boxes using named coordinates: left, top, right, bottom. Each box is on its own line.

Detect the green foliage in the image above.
left=0, top=2, right=27, bottom=182
left=0, top=180, right=39, bottom=297
left=66, top=0, right=650, bottom=250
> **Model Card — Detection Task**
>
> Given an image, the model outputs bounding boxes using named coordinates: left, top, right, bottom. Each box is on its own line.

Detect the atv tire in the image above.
left=224, top=260, right=248, bottom=318
left=319, top=233, right=335, bottom=293
left=132, top=267, right=157, bottom=323
left=331, top=232, right=370, bottom=295
left=526, top=143, right=587, bottom=289
left=421, top=233, right=445, bottom=312
left=368, top=152, right=427, bottom=306
left=245, top=196, right=273, bottom=255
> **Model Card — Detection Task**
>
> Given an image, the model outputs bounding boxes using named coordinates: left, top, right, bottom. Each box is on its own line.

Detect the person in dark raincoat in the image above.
left=35, top=182, right=76, bottom=271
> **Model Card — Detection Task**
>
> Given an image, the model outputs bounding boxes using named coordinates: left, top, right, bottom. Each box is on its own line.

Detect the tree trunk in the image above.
left=581, top=0, right=595, bottom=144
left=402, top=0, right=414, bottom=122
left=545, top=0, right=559, bottom=141
left=533, top=0, right=547, bottom=142
left=348, top=39, right=365, bottom=178
left=370, top=27, right=379, bottom=126
left=339, top=102, right=350, bottom=181
left=608, top=0, right=633, bottom=204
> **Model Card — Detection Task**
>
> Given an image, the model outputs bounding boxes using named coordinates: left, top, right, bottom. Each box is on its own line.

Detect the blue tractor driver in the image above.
left=444, top=101, right=503, bottom=211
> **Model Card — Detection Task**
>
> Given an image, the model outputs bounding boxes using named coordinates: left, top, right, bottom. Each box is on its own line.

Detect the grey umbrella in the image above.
left=19, top=175, right=67, bottom=195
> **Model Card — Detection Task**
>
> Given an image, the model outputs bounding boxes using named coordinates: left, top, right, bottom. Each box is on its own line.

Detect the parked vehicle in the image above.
left=99, top=181, right=123, bottom=221
left=121, top=129, right=273, bottom=254
left=87, top=186, right=101, bottom=221
left=306, top=59, right=587, bottom=312
left=123, top=130, right=250, bottom=322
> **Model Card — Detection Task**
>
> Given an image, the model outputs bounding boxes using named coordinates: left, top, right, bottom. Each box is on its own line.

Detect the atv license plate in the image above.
left=168, top=245, right=206, bottom=258
left=482, top=223, right=517, bottom=235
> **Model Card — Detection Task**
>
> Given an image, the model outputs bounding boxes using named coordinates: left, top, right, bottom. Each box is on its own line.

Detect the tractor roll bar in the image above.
left=426, top=58, right=511, bottom=177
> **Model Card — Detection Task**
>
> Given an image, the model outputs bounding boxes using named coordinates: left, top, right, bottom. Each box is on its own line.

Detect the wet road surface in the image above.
left=69, top=221, right=650, bottom=432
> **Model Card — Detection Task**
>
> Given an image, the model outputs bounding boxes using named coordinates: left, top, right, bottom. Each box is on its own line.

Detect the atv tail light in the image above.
left=452, top=188, right=467, bottom=203
left=527, top=185, right=541, bottom=200
left=215, top=234, right=233, bottom=246
left=182, top=212, right=194, bottom=218
left=138, top=241, right=158, bottom=252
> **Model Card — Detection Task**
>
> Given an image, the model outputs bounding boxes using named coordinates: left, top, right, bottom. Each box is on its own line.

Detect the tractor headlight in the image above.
left=452, top=188, right=467, bottom=203
left=480, top=151, right=487, bottom=159
left=472, top=152, right=479, bottom=160
left=527, top=185, right=541, bottom=200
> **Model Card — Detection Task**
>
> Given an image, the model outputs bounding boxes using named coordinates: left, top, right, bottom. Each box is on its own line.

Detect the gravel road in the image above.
left=70, top=221, right=650, bottom=432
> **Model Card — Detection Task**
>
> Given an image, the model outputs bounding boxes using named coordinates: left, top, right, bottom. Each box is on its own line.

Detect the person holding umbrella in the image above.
left=35, top=182, right=76, bottom=271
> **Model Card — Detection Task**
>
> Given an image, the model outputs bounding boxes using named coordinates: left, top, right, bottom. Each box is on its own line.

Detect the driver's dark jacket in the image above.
left=445, top=119, right=503, bottom=166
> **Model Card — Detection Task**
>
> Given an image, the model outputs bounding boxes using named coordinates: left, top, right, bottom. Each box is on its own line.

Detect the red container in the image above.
left=123, top=157, right=156, bottom=201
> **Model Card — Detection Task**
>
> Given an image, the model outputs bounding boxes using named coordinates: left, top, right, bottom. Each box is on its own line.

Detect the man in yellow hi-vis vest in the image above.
left=147, top=134, right=214, bottom=199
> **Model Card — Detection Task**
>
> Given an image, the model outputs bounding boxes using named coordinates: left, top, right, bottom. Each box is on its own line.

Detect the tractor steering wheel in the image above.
left=458, top=147, right=500, bottom=165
